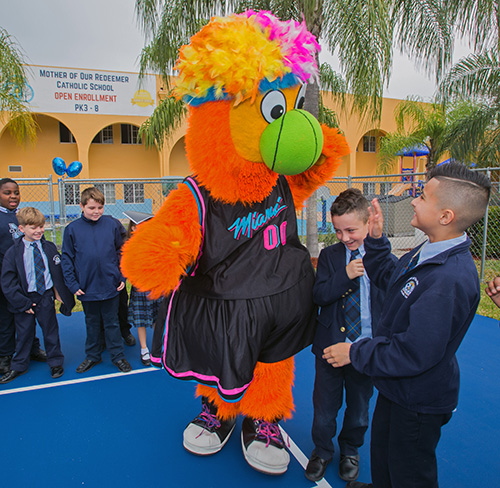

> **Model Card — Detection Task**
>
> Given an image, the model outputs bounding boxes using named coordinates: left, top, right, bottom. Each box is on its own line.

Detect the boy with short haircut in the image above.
left=0, top=207, right=75, bottom=383
left=305, top=189, right=385, bottom=483
left=0, top=178, right=46, bottom=374
left=324, top=163, right=491, bottom=488
left=61, top=187, right=132, bottom=374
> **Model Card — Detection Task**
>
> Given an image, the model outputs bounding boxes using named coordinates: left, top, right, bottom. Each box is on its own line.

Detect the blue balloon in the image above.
left=66, top=161, right=83, bottom=178
left=52, top=157, right=67, bottom=176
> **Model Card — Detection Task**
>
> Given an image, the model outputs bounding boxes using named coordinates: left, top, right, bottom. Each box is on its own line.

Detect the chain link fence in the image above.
left=307, top=168, right=500, bottom=284
left=15, top=168, right=499, bottom=287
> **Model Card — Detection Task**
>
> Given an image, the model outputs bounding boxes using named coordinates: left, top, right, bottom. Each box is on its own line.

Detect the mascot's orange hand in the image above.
left=287, top=124, right=350, bottom=210
left=121, top=184, right=201, bottom=299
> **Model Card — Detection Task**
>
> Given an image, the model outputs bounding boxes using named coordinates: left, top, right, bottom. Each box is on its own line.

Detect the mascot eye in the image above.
left=295, top=84, right=307, bottom=109
left=260, top=90, right=287, bottom=124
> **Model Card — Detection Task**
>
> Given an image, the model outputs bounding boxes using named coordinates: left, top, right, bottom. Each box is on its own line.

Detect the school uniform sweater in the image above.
left=0, top=208, right=22, bottom=271
left=349, top=234, right=480, bottom=414
left=61, top=214, right=126, bottom=301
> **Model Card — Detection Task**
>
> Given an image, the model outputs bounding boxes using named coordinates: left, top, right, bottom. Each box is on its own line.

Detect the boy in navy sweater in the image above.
left=0, top=178, right=46, bottom=374
left=305, top=189, right=385, bottom=483
left=0, top=207, right=75, bottom=383
left=325, top=163, right=491, bottom=488
left=61, top=187, right=132, bottom=374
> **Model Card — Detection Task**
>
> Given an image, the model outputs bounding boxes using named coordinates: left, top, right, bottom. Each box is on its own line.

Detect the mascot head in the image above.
left=171, top=11, right=327, bottom=204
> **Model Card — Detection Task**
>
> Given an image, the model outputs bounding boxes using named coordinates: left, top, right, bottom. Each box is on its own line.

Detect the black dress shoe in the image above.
left=340, top=454, right=360, bottom=481
left=51, top=366, right=64, bottom=378
left=0, top=369, right=27, bottom=384
left=76, top=358, right=102, bottom=373
left=123, top=333, right=136, bottom=346
left=305, top=451, right=331, bottom=482
left=0, top=355, right=12, bottom=374
left=114, top=358, right=132, bottom=372
left=30, top=349, right=47, bottom=362
left=346, top=482, right=372, bottom=488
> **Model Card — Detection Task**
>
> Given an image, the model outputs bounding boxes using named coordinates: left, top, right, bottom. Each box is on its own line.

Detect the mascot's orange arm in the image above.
left=121, top=184, right=202, bottom=299
left=287, top=125, right=350, bottom=210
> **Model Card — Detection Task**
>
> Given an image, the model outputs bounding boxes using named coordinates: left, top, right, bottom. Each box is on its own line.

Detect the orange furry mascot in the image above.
left=121, top=11, right=349, bottom=475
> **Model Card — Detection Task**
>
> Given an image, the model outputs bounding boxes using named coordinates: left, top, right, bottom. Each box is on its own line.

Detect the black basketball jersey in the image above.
left=181, top=175, right=313, bottom=299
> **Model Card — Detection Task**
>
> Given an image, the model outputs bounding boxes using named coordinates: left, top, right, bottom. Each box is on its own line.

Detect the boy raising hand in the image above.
left=326, top=163, right=491, bottom=488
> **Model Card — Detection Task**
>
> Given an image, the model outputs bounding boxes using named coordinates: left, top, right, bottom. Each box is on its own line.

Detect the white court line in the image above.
left=4, top=371, right=333, bottom=488
left=0, top=366, right=159, bottom=396
left=280, top=425, right=333, bottom=488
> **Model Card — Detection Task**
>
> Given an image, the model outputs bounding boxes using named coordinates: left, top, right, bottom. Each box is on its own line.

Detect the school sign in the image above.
left=24, top=65, right=156, bottom=117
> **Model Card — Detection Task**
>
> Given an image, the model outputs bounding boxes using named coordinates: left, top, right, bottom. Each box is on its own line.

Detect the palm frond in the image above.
left=378, top=132, right=427, bottom=173
left=439, top=49, right=500, bottom=102
left=318, top=95, right=341, bottom=129
left=444, top=101, right=496, bottom=165
left=0, top=28, right=36, bottom=144
left=447, top=0, right=499, bottom=52
left=391, top=0, right=453, bottom=81
left=323, top=0, right=392, bottom=122
left=477, top=125, right=500, bottom=166
left=138, top=94, right=188, bottom=148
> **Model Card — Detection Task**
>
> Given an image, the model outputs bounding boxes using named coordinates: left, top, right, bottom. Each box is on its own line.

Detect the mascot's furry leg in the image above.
left=184, top=358, right=295, bottom=474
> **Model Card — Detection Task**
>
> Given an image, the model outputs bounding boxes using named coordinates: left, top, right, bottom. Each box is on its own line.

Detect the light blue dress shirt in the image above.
left=417, top=233, right=468, bottom=265
left=345, top=243, right=372, bottom=343
left=23, top=239, right=53, bottom=293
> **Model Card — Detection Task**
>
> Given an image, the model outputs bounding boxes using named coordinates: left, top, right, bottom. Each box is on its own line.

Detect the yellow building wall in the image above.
left=1, top=68, right=417, bottom=181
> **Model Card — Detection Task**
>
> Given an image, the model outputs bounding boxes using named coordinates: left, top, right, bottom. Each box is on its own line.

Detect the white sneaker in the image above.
left=240, top=416, right=290, bottom=475
left=183, top=398, right=236, bottom=455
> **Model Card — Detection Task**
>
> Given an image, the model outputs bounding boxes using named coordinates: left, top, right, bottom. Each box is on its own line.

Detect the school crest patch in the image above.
left=53, top=255, right=61, bottom=265
left=401, top=277, right=418, bottom=298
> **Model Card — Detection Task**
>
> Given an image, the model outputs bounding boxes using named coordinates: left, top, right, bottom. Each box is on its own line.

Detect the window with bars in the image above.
left=363, top=135, right=376, bottom=153
left=123, top=183, right=145, bottom=204
left=64, top=184, right=80, bottom=205
left=121, top=124, right=141, bottom=144
left=92, top=125, right=113, bottom=144
left=59, top=123, right=76, bottom=143
left=94, top=183, right=116, bottom=204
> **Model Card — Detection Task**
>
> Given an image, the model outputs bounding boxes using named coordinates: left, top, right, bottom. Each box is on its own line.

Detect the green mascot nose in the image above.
left=260, top=109, right=324, bottom=175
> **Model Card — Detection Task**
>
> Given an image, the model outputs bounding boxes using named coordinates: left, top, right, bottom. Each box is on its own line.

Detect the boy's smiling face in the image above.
left=0, top=182, right=21, bottom=211
left=19, top=224, right=45, bottom=242
left=411, top=178, right=442, bottom=237
left=80, top=198, right=104, bottom=221
left=332, top=211, right=369, bottom=251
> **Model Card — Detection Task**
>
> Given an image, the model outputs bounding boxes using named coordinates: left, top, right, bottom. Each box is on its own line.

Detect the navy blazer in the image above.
left=1, top=237, right=75, bottom=316
left=311, top=242, right=385, bottom=357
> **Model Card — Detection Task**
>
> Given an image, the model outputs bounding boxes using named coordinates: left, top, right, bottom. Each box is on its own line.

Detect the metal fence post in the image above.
left=47, top=174, right=57, bottom=243
left=479, top=168, right=491, bottom=281
left=58, top=178, right=66, bottom=242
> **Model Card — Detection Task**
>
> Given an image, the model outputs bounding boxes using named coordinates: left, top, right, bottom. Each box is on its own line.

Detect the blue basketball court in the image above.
left=0, top=312, right=498, bottom=488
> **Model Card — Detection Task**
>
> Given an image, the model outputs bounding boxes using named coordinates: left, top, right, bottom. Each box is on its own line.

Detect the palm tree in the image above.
left=0, top=28, right=36, bottom=144
left=134, top=0, right=455, bottom=254
left=377, top=96, right=487, bottom=172
left=437, top=0, right=500, bottom=166
left=378, top=97, right=449, bottom=172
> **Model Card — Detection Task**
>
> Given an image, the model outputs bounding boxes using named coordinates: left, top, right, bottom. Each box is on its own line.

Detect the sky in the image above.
left=1, top=0, right=472, bottom=102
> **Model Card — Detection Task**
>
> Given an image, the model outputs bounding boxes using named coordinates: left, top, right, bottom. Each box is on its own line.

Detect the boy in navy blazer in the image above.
left=0, top=207, right=75, bottom=383
left=326, top=163, right=491, bottom=488
left=0, top=178, right=46, bottom=374
left=305, top=189, right=385, bottom=483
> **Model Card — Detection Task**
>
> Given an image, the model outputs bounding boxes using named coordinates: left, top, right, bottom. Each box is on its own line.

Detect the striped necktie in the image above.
left=396, top=249, right=421, bottom=281
left=31, top=242, right=46, bottom=294
left=344, top=249, right=361, bottom=342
